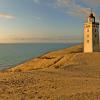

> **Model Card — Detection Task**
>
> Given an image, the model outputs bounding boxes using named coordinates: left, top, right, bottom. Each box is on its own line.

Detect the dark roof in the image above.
left=89, top=13, right=95, bottom=18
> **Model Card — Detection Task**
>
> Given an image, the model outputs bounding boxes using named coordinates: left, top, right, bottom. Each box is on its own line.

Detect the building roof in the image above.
left=89, top=13, right=95, bottom=18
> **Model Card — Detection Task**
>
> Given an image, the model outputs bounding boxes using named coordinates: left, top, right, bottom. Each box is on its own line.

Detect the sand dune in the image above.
left=0, top=44, right=100, bottom=100
left=7, top=44, right=83, bottom=72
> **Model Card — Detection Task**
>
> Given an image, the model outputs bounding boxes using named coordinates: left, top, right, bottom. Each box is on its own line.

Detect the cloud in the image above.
left=33, top=0, right=40, bottom=4
left=80, top=0, right=100, bottom=7
left=55, top=0, right=99, bottom=18
left=32, top=0, right=99, bottom=21
left=0, top=13, right=15, bottom=19
left=66, top=5, right=90, bottom=18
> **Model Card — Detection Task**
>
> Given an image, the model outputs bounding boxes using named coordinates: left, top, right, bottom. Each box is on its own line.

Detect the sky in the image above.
left=0, top=0, right=100, bottom=43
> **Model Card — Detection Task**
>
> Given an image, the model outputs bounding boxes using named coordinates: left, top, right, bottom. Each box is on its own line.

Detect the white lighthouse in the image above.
left=84, top=12, right=99, bottom=53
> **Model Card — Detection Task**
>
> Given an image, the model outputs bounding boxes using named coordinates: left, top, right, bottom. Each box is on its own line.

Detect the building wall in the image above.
left=92, top=23, right=99, bottom=51
left=84, top=22, right=99, bottom=53
left=84, top=22, right=93, bottom=52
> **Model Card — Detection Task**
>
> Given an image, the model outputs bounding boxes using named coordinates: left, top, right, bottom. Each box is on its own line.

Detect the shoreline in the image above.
left=0, top=43, right=78, bottom=72
left=6, top=44, right=83, bottom=72
left=0, top=44, right=100, bottom=100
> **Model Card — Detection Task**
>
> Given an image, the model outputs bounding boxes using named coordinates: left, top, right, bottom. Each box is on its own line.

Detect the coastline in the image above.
left=6, top=44, right=83, bottom=72
left=0, top=44, right=100, bottom=100
left=0, top=43, right=78, bottom=71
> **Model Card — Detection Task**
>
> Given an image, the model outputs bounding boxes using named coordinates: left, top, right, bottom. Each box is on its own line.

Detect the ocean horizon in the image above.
left=0, top=43, right=78, bottom=70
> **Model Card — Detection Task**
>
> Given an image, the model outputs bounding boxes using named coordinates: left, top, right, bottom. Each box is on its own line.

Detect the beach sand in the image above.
left=0, top=44, right=100, bottom=100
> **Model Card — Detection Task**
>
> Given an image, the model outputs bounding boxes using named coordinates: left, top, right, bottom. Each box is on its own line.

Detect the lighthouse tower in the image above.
left=84, top=12, right=99, bottom=53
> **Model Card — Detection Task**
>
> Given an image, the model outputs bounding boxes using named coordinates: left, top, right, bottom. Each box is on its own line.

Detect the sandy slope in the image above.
left=0, top=44, right=100, bottom=100
left=0, top=70, right=100, bottom=100
left=7, top=44, right=83, bottom=72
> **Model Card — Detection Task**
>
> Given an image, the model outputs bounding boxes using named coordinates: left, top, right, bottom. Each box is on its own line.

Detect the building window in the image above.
left=87, top=35, right=89, bottom=37
left=87, top=29, right=89, bottom=32
left=95, top=35, right=96, bottom=37
left=87, top=40, right=89, bottom=43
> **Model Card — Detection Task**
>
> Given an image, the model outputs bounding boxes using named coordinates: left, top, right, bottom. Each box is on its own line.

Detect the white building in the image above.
left=84, top=12, right=99, bottom=53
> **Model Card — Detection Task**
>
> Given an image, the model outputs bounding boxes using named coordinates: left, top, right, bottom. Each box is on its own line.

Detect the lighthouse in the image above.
left=84, top=11, right=99, bottom=53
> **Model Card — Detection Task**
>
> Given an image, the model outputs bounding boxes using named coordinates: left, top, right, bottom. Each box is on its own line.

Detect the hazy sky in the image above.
left=0, top=0, right=100, bottom=43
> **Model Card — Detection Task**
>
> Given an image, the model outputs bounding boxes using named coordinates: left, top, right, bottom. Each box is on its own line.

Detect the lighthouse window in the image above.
left=87, top=40, right=89, bottom=43
left=87, top=35, right=89, bottom=37
left=87, top=29, right=89, bottom=32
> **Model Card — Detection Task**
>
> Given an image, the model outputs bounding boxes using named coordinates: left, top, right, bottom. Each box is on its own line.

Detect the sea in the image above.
left=0, top=43, right=78, bottom=70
